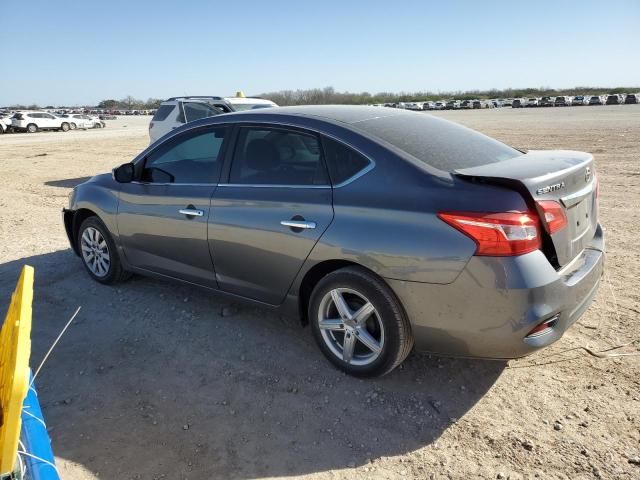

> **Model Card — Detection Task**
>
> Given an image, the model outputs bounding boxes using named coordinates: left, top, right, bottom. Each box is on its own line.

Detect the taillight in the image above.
left=438, top=211, right=541, bottom=256
left=536, top=200, right=567, bottom=234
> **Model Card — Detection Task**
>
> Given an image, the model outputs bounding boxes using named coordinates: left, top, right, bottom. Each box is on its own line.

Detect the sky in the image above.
left=1, top=0, right=639, bottom=106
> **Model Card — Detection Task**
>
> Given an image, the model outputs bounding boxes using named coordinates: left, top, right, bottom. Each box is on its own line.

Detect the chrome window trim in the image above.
left=217, top=183, right=331, bottom=189
left=137, top=118, right=377, bottom=189
left=129, top=181, right=219, bottom=187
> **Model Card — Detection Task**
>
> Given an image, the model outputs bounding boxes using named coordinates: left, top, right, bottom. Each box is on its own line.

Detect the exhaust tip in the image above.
left=525, top=314, right=560, bottom=339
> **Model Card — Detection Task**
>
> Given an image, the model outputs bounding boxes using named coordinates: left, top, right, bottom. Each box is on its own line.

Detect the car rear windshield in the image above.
left=354, top=114, right=520, bottom=171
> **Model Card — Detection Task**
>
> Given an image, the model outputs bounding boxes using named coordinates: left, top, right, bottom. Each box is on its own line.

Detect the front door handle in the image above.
left=179, top=208, right=204, bottom=217
left=280, top=220, right=316, bottom=229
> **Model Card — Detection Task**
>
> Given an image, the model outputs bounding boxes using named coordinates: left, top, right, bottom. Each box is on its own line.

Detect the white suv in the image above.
left=148, top=95, right=279, bottom=143
left=0, top=113, right=12, bottom=133
left=148, top=97, right=234, bottom=143
left=12, top=111, right=71, bottom=133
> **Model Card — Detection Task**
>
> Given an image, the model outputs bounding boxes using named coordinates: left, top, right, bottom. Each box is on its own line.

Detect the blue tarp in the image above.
left=20, top=371, right=59, bottom=480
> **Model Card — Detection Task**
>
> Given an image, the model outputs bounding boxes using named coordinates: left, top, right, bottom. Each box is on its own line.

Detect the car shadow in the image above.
left=44, top=177, right=93, bottom=188
left=0, top=250, right=505, bottom=479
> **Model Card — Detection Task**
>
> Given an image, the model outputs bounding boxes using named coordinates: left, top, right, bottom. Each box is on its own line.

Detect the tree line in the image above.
left=7, top=86, right=638, bottom=110
left=259, top=86, right=639, bottom=105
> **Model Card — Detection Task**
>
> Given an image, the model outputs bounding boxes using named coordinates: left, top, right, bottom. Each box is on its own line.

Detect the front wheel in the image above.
left=77, top=216, right=130, bottom=284
left=309, top=266, right=414, bottom=377
left=60, top=122, right=70, bottom=132
left=27, top=123, right=38, bottom=133
left=70, top=122, right=77, bottom=130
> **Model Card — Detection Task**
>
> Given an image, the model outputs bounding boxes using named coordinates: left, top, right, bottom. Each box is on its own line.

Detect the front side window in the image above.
left=229, top=127, right=328, bottom=185
left=322, top=137, right=371, bottom=185
left=141, top=127, right=227, bottom=184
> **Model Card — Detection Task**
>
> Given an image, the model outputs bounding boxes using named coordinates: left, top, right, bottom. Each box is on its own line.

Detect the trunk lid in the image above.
left=454, top=150, right=598, bottom=267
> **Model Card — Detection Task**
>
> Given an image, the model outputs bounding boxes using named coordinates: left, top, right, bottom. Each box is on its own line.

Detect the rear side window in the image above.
left=355, top=114, right=520, bottom=171
left=182, top=102, right=220, bottom=122
left=322, top=137, right=371, bottom=185
left=141, top=127, right=227, bottom=184
left=229, top=127, right=328, bottom=185
left=152, top=104, right=175, bottom=122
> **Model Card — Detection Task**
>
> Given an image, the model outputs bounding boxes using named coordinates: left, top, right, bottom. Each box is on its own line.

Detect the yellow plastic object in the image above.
left=0, top=265, right=33, bottom=475
left=235, top=90, right=245, bottom=98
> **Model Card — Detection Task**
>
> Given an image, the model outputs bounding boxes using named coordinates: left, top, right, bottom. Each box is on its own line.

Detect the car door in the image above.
left=209, top=125, right=334, bottom=304
left=43, top=113, right=58, bottom=129
left=117, top=125, right=230, bottom=287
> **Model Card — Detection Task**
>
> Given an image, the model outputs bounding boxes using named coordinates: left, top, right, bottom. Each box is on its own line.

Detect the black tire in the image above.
left=309, top=266, right=414, bottom=377
left=27, top=123, right=38, bottom=133
left=60, top=122, right=70, bottom=132
left=70, top=122, right=77, bottom=130
left=77, top=216, right=130, bottom=284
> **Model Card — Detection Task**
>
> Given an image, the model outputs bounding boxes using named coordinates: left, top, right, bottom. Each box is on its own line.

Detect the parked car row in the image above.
left=0, top=110, right=106, bottom=134
left=372, top=100, right=496, bottom=110
left=369, top=93, right=639, bottom=111
left=510, top=93, right=638, bottom=107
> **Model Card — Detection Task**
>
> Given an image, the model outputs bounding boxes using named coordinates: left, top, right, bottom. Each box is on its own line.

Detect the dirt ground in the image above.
left=0, top=107, right=638, bottom=480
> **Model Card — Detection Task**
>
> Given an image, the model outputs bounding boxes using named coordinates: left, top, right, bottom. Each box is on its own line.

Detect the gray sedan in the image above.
left=63, top=106, right=604, bottom=377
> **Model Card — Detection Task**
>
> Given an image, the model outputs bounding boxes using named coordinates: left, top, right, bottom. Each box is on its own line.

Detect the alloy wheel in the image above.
left=317, top=288, right=384, bottom=366
left=80, top=226, right=111, bottom=277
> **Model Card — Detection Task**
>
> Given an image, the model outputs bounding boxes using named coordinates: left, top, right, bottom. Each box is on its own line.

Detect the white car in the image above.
left=149, top=96, right=234, bottom=144
left=525, top=98, right=539, bottom=107
left=61, top=114, right=105, bottom=129
left=224, top=96, right=278, bottom=111
left=11, top=111, right=71, bottom=133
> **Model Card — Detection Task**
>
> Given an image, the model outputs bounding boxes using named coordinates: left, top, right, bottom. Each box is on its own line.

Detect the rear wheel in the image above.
left=309, top=266, right=414, bottom=377
left=27, top=123, right=38, bottom=133
left=94, top=122, right=102, bottom=128
left=70, top=122, right=77, bottom=130
left=77, top=216, right=130, bottom=284
left=60, top=122, right=70, bottom=132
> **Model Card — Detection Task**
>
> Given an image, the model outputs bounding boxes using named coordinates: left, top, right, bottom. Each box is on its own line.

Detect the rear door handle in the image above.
left=179, top=208, right=204, bottom=217
left=280, top=220, right=316, bottom=229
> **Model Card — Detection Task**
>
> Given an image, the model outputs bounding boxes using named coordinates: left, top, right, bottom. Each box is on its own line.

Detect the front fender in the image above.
left=67, top=174, right=121, bottom=252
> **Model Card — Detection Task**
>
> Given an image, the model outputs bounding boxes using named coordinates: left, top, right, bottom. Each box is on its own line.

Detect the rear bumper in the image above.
left=387, top=224, right=605, bottom=359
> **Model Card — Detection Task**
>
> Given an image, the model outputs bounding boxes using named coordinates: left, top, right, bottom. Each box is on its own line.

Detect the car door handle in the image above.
left=280, top=220, right=316, bottom=229
left=179, top=208, right=204, bottom=217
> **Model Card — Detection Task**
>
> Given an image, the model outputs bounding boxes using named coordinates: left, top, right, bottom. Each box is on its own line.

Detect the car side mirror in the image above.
left=113, top=163, right=135, bottom=183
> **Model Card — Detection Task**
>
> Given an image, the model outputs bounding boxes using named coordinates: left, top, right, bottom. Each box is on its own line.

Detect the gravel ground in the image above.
left=0, top=108, right=638, bottom=480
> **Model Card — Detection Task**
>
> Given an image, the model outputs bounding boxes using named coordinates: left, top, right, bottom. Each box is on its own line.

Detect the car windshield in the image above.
left=355, top=113, right=520, bottom=172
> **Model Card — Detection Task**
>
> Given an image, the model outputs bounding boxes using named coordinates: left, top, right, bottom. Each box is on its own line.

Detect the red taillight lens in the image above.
left=536, top=200, right=567, bottom=234
left=438, top=211, right=541, bottom=256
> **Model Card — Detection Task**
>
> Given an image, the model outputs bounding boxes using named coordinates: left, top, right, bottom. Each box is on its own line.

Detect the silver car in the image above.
left=63, top=106, right=605, bottom=377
